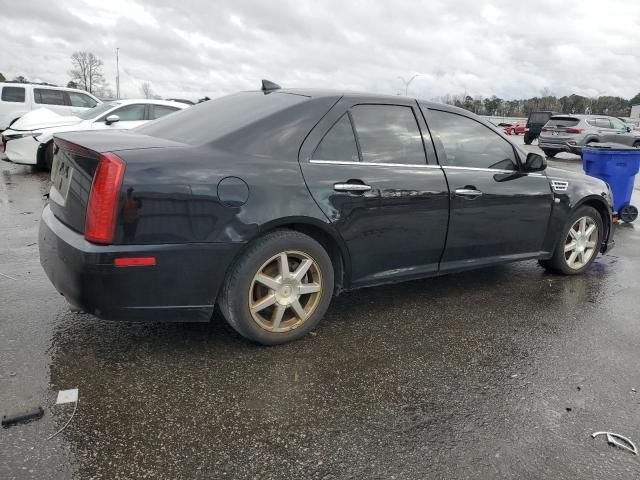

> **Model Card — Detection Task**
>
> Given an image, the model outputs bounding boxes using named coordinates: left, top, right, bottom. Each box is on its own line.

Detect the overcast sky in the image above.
left=1, top=0, right=639, bottom=101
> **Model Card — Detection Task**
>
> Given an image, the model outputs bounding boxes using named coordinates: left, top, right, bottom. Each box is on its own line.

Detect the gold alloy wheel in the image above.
left=564, top=216, right=598, bottom=270
left=248, top=251, right=323, bottom=333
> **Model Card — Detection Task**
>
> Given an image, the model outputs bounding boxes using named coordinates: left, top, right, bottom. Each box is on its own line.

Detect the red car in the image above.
left=504, top=123, right=525, bottom=135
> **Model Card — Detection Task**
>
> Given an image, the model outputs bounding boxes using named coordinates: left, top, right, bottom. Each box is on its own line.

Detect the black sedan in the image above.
left=39, top=82, right=615, bottom=345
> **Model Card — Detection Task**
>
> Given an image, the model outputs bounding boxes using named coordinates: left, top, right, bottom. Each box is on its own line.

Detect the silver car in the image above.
left=538, top=114, right=640, bottom=157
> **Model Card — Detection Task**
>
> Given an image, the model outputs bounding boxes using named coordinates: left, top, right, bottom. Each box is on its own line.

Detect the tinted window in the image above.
left=528, top=112, right=551, bottom=124
left=595, top=118, right=612, bottom=128
left=149, top=104, right=180, bottom=120
left=107, top=104, right=145, bottom=121
left=34, top=88, right=66, bottom=106
left=428, top=110, right=517, bottom=171
left=610, top=117, right=627, bottom=130
left=312, top=114, right=359, bottom=162
left=68, top=92, right=97, bottom=108
left=1, top=87, right=25, bottom=103
left=350, top=105, right=425, bottom=165
left=136, top=91, right=306, bottom=145
left=546, top=117, right=580, bottom=127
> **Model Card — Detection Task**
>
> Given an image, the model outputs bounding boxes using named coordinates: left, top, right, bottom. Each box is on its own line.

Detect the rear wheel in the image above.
left=633, top=141, right=640, bottom=148
left=542, top=149, right=558, bottom=158
left=218, top=230, right=334, bottom=345
left=539, top=206, right=603, bottom=275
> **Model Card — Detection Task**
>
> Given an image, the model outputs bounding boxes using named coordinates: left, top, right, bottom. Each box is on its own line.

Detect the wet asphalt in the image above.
left=1, top=137, right=640, bottom=479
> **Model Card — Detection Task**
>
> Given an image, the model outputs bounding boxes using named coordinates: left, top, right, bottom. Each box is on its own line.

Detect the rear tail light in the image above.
left=85, top=152, right=125, bottom=244
left=566, top=128, right=583, bottom=134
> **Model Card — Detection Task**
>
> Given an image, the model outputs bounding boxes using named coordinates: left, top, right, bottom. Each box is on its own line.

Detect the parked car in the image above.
left=39, top=85, right=615, bottom=345
left=538, top=114, right=640, bottom=157
left=504, top=123, right=525, bottom=135
left=524, top=111, right=556, bottom=144
left=0, top=82, right=101, bottom=131
left=1, top=99, right=187, bottom=170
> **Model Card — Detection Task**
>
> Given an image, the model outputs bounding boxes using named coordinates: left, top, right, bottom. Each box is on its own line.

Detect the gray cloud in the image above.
left=1, top=0, right=639, bottom=101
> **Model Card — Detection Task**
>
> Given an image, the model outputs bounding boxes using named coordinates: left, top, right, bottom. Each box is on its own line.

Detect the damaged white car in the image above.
left=0, top=99, right=187, bottom=170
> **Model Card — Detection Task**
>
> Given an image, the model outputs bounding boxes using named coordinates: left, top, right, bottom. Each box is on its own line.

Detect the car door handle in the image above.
left=455, top=188, right=483, bottom=198
left=334, top=183, right=372, bottom=193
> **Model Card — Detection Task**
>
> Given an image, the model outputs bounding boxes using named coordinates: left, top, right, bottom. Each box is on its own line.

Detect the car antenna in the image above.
left=261, top=79, right=282, bottom=92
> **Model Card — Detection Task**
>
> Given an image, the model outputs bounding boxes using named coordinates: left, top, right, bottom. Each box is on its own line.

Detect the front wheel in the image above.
left=539, top=206, right=603, bottom=275
left=218, top=230, right=334, bottom=345
left=37, top=141, right=54, bottom=172
left=524, top=133, right=533, bottom=145
left=542, top=149, right=558, bottom=158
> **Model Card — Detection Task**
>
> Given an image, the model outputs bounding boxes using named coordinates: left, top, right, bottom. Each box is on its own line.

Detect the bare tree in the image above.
left=0, top=72, right=5, bottom=82
left=69, top=51, right=105, bottom=94
left=140, top=82, right=156, bottom=99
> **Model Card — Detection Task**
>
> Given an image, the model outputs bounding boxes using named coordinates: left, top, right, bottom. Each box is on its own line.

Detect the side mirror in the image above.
left=524, top=152, right=546, bottom=172
left=626, top=126, right=631, bottom=132
left=105, top=114, right=120, bottom=125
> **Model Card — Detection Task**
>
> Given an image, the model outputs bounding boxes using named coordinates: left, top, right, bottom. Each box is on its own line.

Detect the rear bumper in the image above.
left=38, top=205, right=243, bottom=322
left=538, top=138, right=583, bottom=154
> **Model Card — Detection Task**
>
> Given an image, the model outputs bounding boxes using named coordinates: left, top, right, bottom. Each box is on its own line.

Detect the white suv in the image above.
left=0, top=83, right=102, bottom=130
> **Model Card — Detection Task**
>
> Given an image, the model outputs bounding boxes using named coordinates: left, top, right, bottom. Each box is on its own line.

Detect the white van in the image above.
left=0, top=83, right=102, bottom=130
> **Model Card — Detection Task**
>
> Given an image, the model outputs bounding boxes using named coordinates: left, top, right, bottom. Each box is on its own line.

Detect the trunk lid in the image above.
left=48, top=131, right=186, bottom=235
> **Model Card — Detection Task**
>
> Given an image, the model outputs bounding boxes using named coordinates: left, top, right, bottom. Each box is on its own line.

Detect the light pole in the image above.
left=115, top=48, right=120, bottom=100
left=397, top=74, right=420, bottom=96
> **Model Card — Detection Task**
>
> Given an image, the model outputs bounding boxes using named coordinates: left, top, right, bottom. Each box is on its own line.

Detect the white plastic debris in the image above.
left=56, top=388, right=79, bottom=405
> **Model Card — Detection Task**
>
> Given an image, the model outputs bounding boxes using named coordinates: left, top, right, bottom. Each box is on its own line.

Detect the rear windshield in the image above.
left=528, top=112, right=551, bottom=123
left=135, top=91, right=307, bottom=145
left=546, top=117, right=580, bottom=128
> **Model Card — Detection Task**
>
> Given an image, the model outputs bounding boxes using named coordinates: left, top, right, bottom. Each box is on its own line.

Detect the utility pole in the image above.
left=397, top=74, right=420, bottom=96
left=115, top=48, right=120, bottom=100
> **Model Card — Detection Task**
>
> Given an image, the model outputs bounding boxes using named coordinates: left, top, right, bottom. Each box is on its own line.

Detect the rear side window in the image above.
left=594, top=118, right=612, bottom=128
left=350, top=105, right=425, bottom=165
left=427, top=109, right=517, bottom=171
left=136, top=91, right=307, bottom=145
left=148, top=104, right=180, bottom=120
left=528, top=112, right=551, bottom=124
left=34, top=88, right=66, bottom=106
left=68, top=92, right=98, bottom=108
left=546, top=117, right=580, bottom=128
left=312, top=114, right=359, bottom=162
left=2, top=87, right=26, bottom=103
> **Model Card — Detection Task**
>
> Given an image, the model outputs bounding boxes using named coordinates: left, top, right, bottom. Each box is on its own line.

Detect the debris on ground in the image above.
left=2, top=406, right=44, bottom=427
left=592, top=432, right=638, bottom=455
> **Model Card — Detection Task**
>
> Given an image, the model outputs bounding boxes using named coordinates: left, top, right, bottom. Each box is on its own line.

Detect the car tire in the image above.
left=542, top=149, right=558, bottom=158
left=538, top=206, right=603, bottom=275
left=524, top=134, right=532, bottom=145
left=218, top=229, right=334, bottom=345
left=39, top=142, right=54, bottom=172
left=633, top=141, right=640, bottom=148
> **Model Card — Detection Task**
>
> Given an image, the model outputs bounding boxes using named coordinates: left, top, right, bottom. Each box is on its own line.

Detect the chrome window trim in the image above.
left=308, top=159, right=546, bottom=177
left=309, top=159, right=441, bottom=169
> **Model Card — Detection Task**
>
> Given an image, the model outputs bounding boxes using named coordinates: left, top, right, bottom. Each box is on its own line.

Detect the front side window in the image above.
left=34, top=88, right=66, bottom=106
left=312, top=113, right=359, bottom=162
left=68, top=92, right=98, bottom=108
left=427, top=110, right=517, bottom=171
left=610, top=117, right=627, bottom=130
left=1, top=87, right=26, bottom=103
left=350, top=105, right=425, bottom=165
left=149, top=104, right=180, bottom=120
left=106, top=104, right=146, bottom=121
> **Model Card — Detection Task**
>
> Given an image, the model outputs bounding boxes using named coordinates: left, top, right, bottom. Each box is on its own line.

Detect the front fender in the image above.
left=540, top=167, right=613, bottom=256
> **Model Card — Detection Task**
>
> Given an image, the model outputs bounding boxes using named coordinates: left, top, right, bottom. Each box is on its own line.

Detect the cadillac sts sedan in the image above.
left=39, top=83, right=615, bottom=345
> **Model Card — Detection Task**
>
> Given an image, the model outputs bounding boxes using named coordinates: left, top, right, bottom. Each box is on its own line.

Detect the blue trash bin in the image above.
left=582, top=143, right=640, bottom=222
